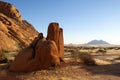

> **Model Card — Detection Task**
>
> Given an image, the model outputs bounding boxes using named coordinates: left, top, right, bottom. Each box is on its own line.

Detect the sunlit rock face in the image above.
left=1, top=1, right=65, bottom=72
left=9, top=33, right=60, bottom=72
left=9, top=23, right=64, bottom=72
left=0, top=1, right=22, bottom=22
left=0, top=1, right=38, bottom=51
left=47, top=23, right=64, bottom=61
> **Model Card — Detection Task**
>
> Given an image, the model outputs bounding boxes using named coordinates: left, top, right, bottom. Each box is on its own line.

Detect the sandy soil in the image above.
left=0, top=48, right=120, bottom=80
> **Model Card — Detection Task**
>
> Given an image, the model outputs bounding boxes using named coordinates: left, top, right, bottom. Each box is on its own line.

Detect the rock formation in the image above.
left=0, top=1, right=38, bottom=51
left=47, top=23, right=64, bottom=61
left=0, top=1, right=64, bottom=72
left=9, top=33, right=60, bottom=72
left=35, top=36, right=60, bottom=70
left=0, top=1, right=22, bottom=22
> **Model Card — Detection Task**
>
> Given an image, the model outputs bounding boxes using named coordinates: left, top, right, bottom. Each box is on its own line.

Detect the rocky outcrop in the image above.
left=9, top=33, right=60, bottom=72
left=0, top=1, right=22, bottom=22
left=47, top=23, right=64, bottom=61
left=0, top=1, right=38, bottom=51
left=0, top=1, right=64, bottom=72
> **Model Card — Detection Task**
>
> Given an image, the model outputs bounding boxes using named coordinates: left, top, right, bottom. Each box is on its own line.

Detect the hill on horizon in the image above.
left=87, top=39, right=110, bottom=45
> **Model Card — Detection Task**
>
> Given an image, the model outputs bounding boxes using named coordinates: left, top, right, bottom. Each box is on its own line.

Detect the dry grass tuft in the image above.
left=71, top=50, right=97, bottom=66
left=0, top=50, right=9, bottom=63
left=96, top=48, right=107, bottom=54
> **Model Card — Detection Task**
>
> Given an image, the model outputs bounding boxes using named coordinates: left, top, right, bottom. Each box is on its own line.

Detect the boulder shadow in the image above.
left=85, top=63, right=120, bottom=76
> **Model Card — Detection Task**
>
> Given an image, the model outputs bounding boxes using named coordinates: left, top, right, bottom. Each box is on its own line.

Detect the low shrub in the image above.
left=96, top=49, right=106, bottom=54
left=78, top=52, right=96, bottom=66
left=0, top=50, right=9, bottom=63
left=71, top=50, right=96, bottom=66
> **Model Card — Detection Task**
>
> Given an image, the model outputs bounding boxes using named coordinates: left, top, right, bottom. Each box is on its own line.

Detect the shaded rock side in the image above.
left=47, top=23, right=64, bottom=61
left=9, top=33, right=60, bottom=72
left=9, top=47, right=36, bottom=72
left=58, top=28, right=64, bottom=60
left=0, top=46, right=2, bottom=60
left=0, top=1, right=38, bottom=51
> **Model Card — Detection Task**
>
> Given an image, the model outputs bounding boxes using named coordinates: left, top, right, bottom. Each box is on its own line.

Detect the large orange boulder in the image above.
left=35, top=38, right=60, bottom=70
left=9, top=33, right=43, bottom=72
left=9, top=33, right=60, bottom=72
left=9, top=47, right=36, bottom=72
left=47, top=23, right=64, bottom=61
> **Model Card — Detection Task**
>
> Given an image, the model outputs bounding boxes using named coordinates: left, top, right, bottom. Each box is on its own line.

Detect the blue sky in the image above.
left=4, top=0, right=120, bottom=44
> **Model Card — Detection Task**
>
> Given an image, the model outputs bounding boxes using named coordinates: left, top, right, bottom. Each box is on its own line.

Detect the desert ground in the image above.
left=0, top=46, right=120, bottom=80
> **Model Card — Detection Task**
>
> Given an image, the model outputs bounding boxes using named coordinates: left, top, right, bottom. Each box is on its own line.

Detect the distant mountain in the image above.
left=87, top=40, right=110, bottom=45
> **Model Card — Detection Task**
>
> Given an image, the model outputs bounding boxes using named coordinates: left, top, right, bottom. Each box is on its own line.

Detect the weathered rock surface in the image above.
left=0, top=1, right=22, bottom=22
left=0, top=1, right=64, bottom=72
left=0, top=46, right=2, bottom=60
left=35, top=37, right=60, bottom=70
left=9, top=33, right=60, bottom=72
left=0, top=1, right=38, bottom=51
left=9, top=47, right=35, bottom=72
left=47, top=23, right=64, bottom=61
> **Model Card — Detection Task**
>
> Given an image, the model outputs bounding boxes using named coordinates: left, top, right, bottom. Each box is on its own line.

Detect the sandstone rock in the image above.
left=58, top=28, right=64, bottom=60
left=0, top=31, right=17, bottom=50
left=9, top=47, right=36, bottom=72
left=0, top=1, right=38, bottom=51
left=47, top=23, right=64, bottom=61
left=35, top=37, right=60, bottom=70
left=0, top=46, right=2, bottom=60
left=0, top=21, right=8, bottom=33
left=10, top=33, right=60, bottom=72
left=0, top=76, right=19, bottom=80
left=0, top=1, right=22, bottom=22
